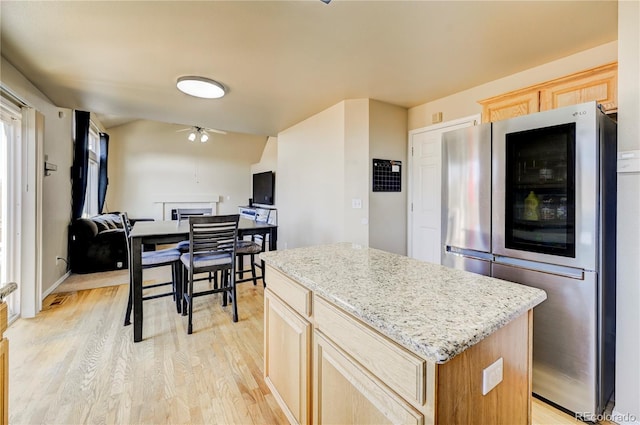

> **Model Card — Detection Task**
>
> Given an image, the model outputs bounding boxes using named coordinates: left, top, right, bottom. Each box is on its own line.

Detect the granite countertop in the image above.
left=261, top=243, right=546, bottom=364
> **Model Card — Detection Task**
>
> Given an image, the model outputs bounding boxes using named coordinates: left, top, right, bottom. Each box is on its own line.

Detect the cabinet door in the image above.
left=539, top=63, right=617, bottom=113
left=264, top=290, right=311, bottom=425
left=479, top=90, right=540, bottom=123
left=0, top=338, right=6, bottom=425
left=314, top=331, right=424, bottom=425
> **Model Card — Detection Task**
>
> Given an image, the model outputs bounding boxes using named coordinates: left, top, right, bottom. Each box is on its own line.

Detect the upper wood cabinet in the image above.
left=479, top=62, right=617, bottom=123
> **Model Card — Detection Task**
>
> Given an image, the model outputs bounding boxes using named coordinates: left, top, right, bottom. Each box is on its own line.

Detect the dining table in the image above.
left=128, top=217, right=277, bottom=342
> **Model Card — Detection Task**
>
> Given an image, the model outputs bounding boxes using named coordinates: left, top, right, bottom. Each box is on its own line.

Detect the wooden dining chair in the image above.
left=180, top=214, right=239, bottom=334
left=120, top=213, right=183, bottom=326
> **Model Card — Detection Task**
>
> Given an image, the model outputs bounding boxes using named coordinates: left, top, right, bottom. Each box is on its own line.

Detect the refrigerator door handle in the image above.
left=493, top=255, right=584, bottom=279
left=445, top=246, right=494, bottom=262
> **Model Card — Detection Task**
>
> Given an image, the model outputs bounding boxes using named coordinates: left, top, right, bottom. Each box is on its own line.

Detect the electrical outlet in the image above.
left=55, top=256, right=63, bottom=265
left=352, top=198, right=362, bottom=209
left=482, top=357, right=503, bottom=395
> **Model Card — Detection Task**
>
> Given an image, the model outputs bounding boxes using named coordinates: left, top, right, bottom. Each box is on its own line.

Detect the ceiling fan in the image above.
left=177, top=126, right=227, bottom=143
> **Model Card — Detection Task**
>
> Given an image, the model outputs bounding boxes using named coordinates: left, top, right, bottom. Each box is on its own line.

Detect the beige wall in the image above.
left=343, top=99, right=370, bottom=247
left=614, top=1, right=640, bottom=422
left=276, top=99, right=407, bottom=252
left=251, top=136, right=278, bottom=175
left=277, top=102, right=346, bottom=249
left=408, top=41, right=617, bottom=131
left=105, top=120, right=266, bottom=218
left=369, top=100, right=408, bottom=255
left=1, top=57, right=73, bottom=298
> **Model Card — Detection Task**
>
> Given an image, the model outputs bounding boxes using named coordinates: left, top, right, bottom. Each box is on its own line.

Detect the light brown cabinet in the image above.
left=479, top=62, right=617, bottom=123
left=264, top=265, right=534, bottom=425
left=1, top=303, right=8, bottom=425
left=263, top=279, right=312, bottom=425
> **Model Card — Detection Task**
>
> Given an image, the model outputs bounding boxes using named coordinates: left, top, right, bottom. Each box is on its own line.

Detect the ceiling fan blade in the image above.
left=205, top=128, right=227, bottom=135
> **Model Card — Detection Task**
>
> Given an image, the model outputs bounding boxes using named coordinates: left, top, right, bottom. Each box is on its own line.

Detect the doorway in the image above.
left=0, top=97, right=22, bottom=321
left=407, top=115, right=480, bottom=264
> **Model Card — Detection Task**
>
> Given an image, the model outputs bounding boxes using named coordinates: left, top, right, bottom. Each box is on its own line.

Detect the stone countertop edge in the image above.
left=261, top=243, right=547, bottom=364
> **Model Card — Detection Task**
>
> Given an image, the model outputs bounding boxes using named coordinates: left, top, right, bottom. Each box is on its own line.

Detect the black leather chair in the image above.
left=69, top=213, right=128, bottom=273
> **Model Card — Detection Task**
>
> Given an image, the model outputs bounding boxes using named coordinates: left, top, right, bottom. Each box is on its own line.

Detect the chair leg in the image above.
left=124, top=283, right=133, bottom=326
left=181, top=264, right=188, bottom=316
left=261, top=259, right=266, bottom=288
left=187, top=269, right=194, bottom=334
left=231, top=278, right=238, bottom=322
left=250, top=254, right=258, bottom=286
left=172, top=262, right=182, bottom=315
left=221, top=269, right=228, bottom=307
left=238, top=255, right=245, bottom=279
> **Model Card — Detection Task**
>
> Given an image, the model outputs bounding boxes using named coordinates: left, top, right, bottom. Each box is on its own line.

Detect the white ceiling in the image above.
left=0, top=1, right=617, bottom=136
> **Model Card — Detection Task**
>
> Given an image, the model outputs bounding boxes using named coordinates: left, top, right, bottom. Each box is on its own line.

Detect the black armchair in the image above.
left=69, top=213, right=128, bottom=274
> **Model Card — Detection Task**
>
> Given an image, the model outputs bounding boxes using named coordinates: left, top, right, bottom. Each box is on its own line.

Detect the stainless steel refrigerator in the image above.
left=442, top=101, right=616, bottom=417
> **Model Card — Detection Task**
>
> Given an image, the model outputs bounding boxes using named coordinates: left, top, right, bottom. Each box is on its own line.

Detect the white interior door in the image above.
left=408, top=115, right=480, bottom=263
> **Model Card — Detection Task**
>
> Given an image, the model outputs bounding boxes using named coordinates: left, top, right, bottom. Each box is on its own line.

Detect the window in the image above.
left=82, top=124, right=100, bottom=218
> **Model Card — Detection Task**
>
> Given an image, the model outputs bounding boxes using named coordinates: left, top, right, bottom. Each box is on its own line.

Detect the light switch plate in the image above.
left=482, top=357, right=503, bottom=395
left=351, top=198, right=362, bottom=209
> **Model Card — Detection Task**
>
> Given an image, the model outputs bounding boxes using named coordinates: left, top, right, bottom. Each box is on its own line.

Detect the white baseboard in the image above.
left=42, top=271, right=71, bottom=299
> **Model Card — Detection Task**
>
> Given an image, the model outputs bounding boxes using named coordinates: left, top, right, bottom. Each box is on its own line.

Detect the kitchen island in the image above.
left=261, top=243, right=546, bottom=425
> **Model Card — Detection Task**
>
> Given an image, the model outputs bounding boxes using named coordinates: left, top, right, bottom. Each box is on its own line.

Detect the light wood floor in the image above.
left=6, top=275, right=609, bottom=424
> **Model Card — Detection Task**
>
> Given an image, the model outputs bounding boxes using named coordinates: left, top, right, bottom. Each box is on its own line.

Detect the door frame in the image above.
left=407, top=114, right=480, bottom=259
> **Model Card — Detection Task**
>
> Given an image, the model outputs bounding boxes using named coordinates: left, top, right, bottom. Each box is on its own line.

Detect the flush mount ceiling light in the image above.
left=176, top=76, right=226, bottom=99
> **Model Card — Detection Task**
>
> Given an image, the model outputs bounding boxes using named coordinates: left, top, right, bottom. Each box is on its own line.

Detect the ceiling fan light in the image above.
left=188, top=131, right=197, bottom=142
left=177, top=76, right=226, bottom=99
left=200, top=132, right=209, bottom=143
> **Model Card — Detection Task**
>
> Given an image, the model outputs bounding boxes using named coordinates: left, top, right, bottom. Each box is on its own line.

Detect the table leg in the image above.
left=131, top=236, right=144, bottom=342
left=269, top=227, right=277, bottom=251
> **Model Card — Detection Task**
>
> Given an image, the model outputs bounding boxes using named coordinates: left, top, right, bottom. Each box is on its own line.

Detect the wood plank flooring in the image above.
left=6, top=275, right=609, bottom=424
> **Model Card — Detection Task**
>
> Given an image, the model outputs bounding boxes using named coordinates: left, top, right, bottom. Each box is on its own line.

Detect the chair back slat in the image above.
left=189, top=215, right=240, bottom=257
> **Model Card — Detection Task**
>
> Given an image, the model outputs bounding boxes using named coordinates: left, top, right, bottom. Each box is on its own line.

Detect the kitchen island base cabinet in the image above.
left=263, top=290, right=311, bottom=425
left=263, top=261, right=539, bottom=425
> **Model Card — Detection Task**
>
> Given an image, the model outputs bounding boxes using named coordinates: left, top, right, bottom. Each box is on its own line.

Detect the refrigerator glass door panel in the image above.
left=505, top=123, right=576, bottom=257
left=493, top=102, right=600, bottom=270
left=492, top=263, right=599, bottom=415
left=442, top=124, right=492, bottom=253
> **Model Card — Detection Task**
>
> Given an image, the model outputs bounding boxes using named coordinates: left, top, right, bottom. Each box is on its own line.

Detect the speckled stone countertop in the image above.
left=261, top=243, right=546, bottom=364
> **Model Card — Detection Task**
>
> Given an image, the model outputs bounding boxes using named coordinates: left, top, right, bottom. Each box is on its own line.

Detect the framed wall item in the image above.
left=372, top=159, right=402, bottom=192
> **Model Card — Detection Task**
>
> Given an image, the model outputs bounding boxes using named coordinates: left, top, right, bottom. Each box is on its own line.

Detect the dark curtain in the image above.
left=71, top=110, right=90, bottom=219
left=98, top=132, right=109, bottom=213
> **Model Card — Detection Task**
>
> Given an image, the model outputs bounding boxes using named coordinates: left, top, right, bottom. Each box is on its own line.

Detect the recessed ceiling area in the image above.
left=0, top=1, right=618, bottom=136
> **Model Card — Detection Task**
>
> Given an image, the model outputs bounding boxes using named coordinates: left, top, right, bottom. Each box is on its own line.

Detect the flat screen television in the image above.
left=252, top=171, right=275, bottom=205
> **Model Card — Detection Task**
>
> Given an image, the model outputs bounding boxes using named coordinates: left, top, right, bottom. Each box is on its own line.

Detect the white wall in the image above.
left=1, top=57, right=73, bottom=297
left=369, top=100, right=408, bottom=255
left=277, top=102, right=346, bottom=249
left=614, top=1, right=640, bottom=423
left=105, top=120, right=266, bottom=218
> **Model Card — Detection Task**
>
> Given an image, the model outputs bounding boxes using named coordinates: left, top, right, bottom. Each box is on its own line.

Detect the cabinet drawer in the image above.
left=314, top=295, right=427, bottom=406
left=265, top=266, right=312, bottom=317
